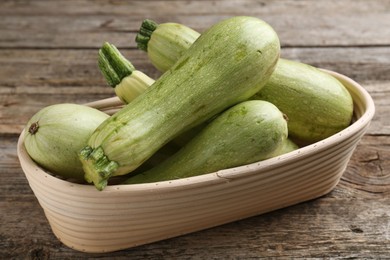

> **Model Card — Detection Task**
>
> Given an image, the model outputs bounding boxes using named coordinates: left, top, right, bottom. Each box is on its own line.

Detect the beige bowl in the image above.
left=17, top=70, right=375, bottom=253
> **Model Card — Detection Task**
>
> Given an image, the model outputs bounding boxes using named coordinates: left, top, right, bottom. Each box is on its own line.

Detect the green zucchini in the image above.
left=136, top=19, right=354, bottom=145
left=124, top=100, right=288, bottom=184
left=274, top=138, right=299, bottom=156
left=100, top=42, right=299, bottom=151
left=136, top=19, right=200, bottom=72
left=80, top=16, right=281, bottom=190
left=23, top=104, right=109, bottom=181
left=251, top=59, right=353, bottom=144
left=98, top=42, right=154, bottom=104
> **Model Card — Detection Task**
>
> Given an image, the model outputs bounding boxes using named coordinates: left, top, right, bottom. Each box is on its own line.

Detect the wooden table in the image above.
left=1, top=0, right=389, bottom=258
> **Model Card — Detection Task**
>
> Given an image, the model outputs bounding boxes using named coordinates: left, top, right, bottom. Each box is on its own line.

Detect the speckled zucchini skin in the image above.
left=23, top=104, right=109, bottom=180
left=252, top=59, right=353, bottom=144
left=139, top=21, right=200, bottom=72
left=124, top=100, right=288, bottom=184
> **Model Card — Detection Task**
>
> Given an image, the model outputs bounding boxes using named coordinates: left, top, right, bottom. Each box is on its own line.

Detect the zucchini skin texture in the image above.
left=115, top=70, right=155, bottom=104
left=136, top=19, right=201, bottom=73
left=124, top=100, right=288, bottom=184
left=252, top=59, right=353, bottom=144
left=23, top=104, right=109, bottom=180
left=80, top=16, right=280, bottom=190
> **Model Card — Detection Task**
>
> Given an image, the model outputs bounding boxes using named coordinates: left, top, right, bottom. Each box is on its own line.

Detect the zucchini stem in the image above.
left=28, top=122, right=39, bottom=135
left=98, top=42, right=135, bottom=87
left=135, top=19, right=158, bottom=51
left=98, top=42, right=154, bottom=104
left=79, top=146, right=119, bottom=191
left=134, top=19, right=200, bottom=72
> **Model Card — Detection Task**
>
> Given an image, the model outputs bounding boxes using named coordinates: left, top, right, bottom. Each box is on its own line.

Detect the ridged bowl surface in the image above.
left=17, top=70, right=375, bottom=253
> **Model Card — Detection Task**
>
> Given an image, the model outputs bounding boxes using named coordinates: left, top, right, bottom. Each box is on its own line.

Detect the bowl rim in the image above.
left=17, top=70, right=376, bottom=193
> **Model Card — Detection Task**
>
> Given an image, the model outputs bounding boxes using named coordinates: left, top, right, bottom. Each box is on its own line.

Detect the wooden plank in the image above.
left=281, top=47, right=390, bottom=82
left=0, top=0, right=389, bottom=48
left=0, top=49, right=159, bottom=89
left=340, top=135, right=390, bottom=196
left=361, top=82, right=390, bottom=137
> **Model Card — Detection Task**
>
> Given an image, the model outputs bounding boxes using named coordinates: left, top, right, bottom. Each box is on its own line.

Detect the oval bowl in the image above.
left=17, top=70, right=375, bottom=253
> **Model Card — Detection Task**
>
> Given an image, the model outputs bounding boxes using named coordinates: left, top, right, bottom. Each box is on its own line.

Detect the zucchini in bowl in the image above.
left=124, top=100, right=288, bottom=184
left=136, top=19, right=353, bottom=145
left=80, top=16, right=281, bottom=190
left=24, top=103, right=109, bottom=181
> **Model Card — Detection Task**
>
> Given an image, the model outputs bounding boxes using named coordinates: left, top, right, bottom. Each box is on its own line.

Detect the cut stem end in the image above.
left=135, top=19, right=159, bottom=52
left=98, top=42, right=135, bottom=87
left=79, top=146, right=119, bottom=191
left=28, top=122, right=39, bottom=135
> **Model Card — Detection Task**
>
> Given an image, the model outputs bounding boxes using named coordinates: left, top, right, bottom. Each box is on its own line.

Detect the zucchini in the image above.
left=136, top=19, right=200, bottom=72
left=251, top=59, right=353, bottom=144
left=80, top=16, right=281, bottom=190
left=98, top=42, right=154, bottom=104
left=136, top=19, right=354, bottom=144
left=271, top=137, right=299, bottom=157
left=101, top=41, right=299, bottom=151
left=124, top=100, right=288, bottom=184
left=23, top=104, right=109, bottom=181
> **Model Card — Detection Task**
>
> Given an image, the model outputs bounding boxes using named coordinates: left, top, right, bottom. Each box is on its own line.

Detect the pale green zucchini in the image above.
left=124, top=100, right=288, bottom=184
left=270, top=138, right=299, bottom=157
left=136, top=19, right=354, bottom=145
left=100, top=41, right=299, bottom=151
left=80, top=16, right=280, bottom=190
left=101, top=42, right=298, bottom=151
left=98, top=42, right=154, bottom=104
left=251, top=59, right=353, bottom=143
left=24, top=104, right=109, bottom=181
left=136, top=19, right=200, bottom=72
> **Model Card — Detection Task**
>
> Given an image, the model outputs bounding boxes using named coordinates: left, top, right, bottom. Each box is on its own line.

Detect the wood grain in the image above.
left=0, top=0, right=389, bottom=48
left=1, top=0, right=389, bottom=258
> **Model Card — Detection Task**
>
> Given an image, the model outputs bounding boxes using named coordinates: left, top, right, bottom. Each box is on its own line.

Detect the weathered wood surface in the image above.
left=1, top=0, right=389, bottom=259
left=1, top=0, right=390, bottom=48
